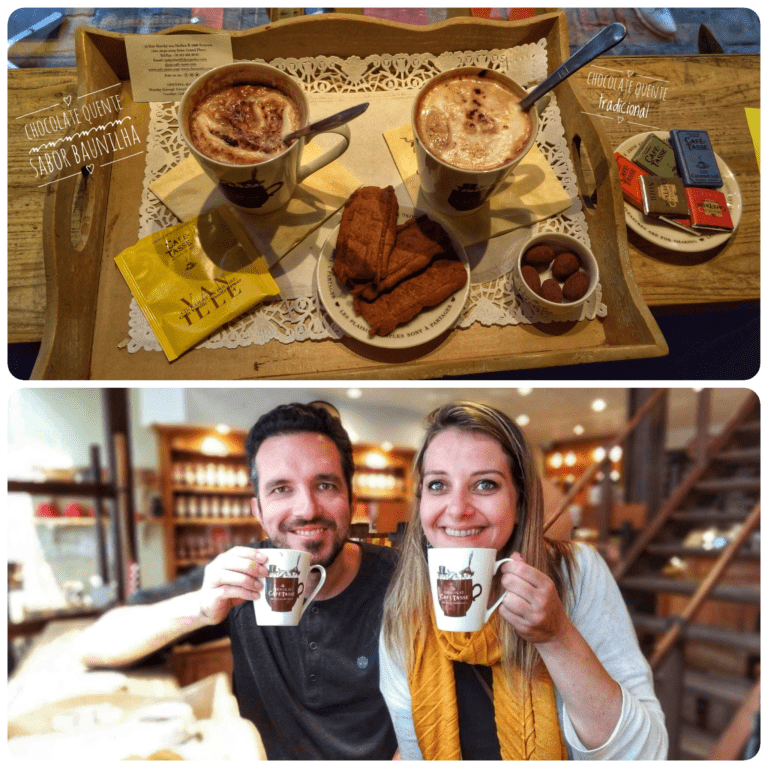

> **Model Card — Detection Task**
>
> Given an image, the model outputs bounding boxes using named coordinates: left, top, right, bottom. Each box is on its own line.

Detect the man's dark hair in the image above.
left=246, top=402, right=354, bottom=503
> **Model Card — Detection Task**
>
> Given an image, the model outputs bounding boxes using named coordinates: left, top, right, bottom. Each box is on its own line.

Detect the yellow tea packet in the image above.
left=116, top=205, right=280, bottom=361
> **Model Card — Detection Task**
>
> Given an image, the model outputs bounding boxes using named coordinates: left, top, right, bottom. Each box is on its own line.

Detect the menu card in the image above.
left=125, top=34, right=233, bottom=102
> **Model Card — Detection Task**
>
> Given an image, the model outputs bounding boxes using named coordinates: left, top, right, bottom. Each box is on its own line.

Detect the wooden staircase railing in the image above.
left=543, top=387, right=668, bottom=533
left=612, top=390, right=759, bottom=581
left=648, top=502, right=760, bottom=669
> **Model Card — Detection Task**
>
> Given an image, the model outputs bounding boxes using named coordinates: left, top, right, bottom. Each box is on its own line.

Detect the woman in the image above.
left=380, top=402, right=667, bottom=760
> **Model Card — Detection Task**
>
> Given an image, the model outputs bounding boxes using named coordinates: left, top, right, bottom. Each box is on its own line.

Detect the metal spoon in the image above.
left=519, top=23, right=627, bottom=112
left=283, top=102, right=370, bottom=143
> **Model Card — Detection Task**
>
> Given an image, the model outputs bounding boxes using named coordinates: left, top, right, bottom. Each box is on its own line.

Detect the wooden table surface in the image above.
left=7, top=54, right=759, bottom=344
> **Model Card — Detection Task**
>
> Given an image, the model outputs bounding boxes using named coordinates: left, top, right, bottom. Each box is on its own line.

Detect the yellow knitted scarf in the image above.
left=409, top=611, right=568, bottom=760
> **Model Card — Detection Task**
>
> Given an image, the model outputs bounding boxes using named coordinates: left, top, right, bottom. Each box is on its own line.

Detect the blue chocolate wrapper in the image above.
left=669, top=129, right=723, bottom=189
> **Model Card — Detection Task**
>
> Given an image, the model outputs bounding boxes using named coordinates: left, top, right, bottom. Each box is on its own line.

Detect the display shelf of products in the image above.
left=154, top=424, right=263, bottom=579
left=351, top=443, right=415, bottom=533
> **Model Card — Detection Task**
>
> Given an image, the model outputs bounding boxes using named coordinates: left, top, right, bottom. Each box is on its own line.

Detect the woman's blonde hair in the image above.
left=381, top=401, right=574, bottom=684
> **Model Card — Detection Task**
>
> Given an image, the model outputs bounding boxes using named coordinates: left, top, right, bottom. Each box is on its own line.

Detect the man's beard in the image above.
left=272, top=516, right=348, bottom=569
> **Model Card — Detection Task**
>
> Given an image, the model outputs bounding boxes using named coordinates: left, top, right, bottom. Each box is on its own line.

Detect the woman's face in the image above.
left=419, top=428, right=517, bottom=552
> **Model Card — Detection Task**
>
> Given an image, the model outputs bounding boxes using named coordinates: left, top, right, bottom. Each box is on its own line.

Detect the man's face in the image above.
left=253, top=432, right=351, bottom=567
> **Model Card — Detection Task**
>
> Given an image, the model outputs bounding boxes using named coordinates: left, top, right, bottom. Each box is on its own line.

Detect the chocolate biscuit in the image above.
left=333, top=186, right=398, bottom=287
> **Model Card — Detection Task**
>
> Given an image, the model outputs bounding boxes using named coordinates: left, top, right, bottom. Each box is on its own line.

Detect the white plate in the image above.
left=616, top=131, right=741, bottom=252
left=317, top=207, right=470, bottom=349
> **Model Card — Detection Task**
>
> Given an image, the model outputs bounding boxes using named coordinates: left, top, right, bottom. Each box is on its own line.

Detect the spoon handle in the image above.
left=283, top=102, right=369, bottom=143
left=519, top=23, right=626, bottom=112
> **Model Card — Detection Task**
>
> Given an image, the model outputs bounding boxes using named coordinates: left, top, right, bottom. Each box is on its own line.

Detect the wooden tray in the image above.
left=34, top=12, right=667, bottom=379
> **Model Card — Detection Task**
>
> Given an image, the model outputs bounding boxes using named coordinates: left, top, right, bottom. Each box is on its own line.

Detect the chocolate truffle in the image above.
left=540, top=278, right=563, bottom=303
left=521, top=265, right=541, bottom=294
left=563, top=271, right=590, bottom=302
left=551, top=251, right=581, bottom=280
left=523, top=244, right=555, bottom=268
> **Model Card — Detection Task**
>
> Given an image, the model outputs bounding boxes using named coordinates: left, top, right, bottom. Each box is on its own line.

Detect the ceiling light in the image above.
left=591, top=398, right=607, bottom=412
left=564, top=451, right=577, bottom=467
left=593, top=446, right=606, bottom=462
left=565, top=474, right=575, bottom=483
left=573, top=424, right=585, bottom=436
left=610, top=470, right=621, bottom=482
left=517, top=387, right=532, bottom=396
left=609, top=445, right=623, bottom=463
left=549, top=452, right=563, bottom=469
left=516, top=414, right=530, bottom=426
left=381, top=441, right=393, bottom=452
left=363, top=451, right=388, bottom=469
left=347, top=388, right=362, bottom=399
left=215, top=423, right=230, bottom=434
left=200, top=436, right=228, bottom=456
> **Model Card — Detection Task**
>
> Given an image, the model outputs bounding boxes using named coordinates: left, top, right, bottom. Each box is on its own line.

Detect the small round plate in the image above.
left=317, top=207, right=470, bottom=349
left=616, top=131, right=741, bottom=252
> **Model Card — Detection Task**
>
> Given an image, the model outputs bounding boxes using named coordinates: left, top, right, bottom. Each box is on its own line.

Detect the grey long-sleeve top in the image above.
left=379, top=542, right=668, bottom=760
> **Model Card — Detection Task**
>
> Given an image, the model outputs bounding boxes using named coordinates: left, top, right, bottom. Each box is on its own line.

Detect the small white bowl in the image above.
left=512, top=233, right=599, bottom=316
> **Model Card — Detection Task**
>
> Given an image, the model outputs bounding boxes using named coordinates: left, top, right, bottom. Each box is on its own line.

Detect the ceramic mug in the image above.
left=253, top=549, right=326, bottom=626
left=427, top=547, right=512, bottom=632
left=179, top=62, right=350, bottom=214
left=411, top=66, right=539, bottom=216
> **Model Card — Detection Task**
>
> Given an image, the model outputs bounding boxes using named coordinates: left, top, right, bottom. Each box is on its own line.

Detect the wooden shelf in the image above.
left=154, top=423, right=259, bottom=580
left=172, top=485, right=252, bottom=495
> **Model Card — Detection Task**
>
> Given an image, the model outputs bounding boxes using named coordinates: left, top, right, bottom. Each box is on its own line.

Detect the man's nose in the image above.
left=294, top=485, right=320, bottom=515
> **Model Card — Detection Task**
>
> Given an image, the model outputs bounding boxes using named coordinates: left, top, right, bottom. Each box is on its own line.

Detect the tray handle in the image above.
left=555, top=79, right=667, bottom=356
left=32, top=154, right=113, bottom=379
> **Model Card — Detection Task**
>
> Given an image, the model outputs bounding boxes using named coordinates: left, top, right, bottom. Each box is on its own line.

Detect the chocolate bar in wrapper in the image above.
left=631, top=134, right=678, bottom=177
left=640, top=175, right=689, bottom=218
left=614, top=153, right=649, bottom=211
left=684, top=187, right=734, bottom=231
left=669, top=129, right=723, bottom=188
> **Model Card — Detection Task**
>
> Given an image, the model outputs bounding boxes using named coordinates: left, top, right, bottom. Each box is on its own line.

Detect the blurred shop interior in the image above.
left=7, top=387, right=760, bottom=759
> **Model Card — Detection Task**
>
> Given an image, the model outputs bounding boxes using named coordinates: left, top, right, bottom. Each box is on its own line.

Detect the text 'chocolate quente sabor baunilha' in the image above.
left=115, top=206, right=280, bottom=361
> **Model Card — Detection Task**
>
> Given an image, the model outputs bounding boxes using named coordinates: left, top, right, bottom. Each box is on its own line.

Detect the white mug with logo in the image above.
left=428, top=547, right=512, bottom=632
left=179, top=62, right=350, bottom=214
left=253, top=549, right=326, bottom=626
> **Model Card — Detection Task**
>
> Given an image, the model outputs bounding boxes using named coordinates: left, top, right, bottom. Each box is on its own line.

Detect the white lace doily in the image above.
left=129, top=43, right=607, bottom=354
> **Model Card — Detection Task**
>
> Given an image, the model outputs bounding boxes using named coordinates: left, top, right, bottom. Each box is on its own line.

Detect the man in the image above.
left=79, top=403, right=398, bottom=760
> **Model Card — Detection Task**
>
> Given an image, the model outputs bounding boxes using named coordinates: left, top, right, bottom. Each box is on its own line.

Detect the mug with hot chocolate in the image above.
left=412, top=67, right=538, bottom=215
left=179, top=62, right=351, bottom=214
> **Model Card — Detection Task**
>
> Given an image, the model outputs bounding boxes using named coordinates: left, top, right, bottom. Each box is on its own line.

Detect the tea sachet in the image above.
left=116, top=205, right=280, bottom=361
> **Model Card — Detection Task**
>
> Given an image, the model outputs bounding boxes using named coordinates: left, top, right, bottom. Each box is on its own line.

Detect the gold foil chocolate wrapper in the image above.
left=115, top=206, right=280, bottom=361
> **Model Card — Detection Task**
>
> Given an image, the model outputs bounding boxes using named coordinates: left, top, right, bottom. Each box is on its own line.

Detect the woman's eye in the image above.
left=426, top=480, right=445, bottom=492
left=476, top=479, right=498, bottom=491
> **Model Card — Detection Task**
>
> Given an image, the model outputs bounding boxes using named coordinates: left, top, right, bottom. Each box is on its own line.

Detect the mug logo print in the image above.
left=266, top=555, right=304, bottom=612
left=222, top=176, right=284, bottom=209
left=436, top=552, right=482, bottom=617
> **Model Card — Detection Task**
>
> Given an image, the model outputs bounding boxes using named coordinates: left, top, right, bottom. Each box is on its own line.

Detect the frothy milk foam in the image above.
left=415, top=74, right=532, bottom=171
left=188, top=83, right=302, bottom=165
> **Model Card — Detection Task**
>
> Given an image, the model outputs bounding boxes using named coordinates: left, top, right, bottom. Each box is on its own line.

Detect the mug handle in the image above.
left=296, top=124, right=351, bottom=183
left=472, top=583, right=483, bottom=602
left=298, top=564, right=326, bottom=618
left=484, top=557, right=513, bottom=623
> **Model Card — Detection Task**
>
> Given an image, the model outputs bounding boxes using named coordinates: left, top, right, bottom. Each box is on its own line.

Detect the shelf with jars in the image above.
left=154, top=424, right=263, bottom=579
left=351, top=443, right=415, bottom=536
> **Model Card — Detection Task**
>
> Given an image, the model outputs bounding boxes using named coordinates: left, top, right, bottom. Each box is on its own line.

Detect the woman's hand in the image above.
left=498, top=551, right=570, bottom=645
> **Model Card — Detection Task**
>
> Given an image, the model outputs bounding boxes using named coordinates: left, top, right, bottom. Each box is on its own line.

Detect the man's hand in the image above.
left=498, top=552, right=569, bottom=645
left=199, top=547, right=269, bottom=624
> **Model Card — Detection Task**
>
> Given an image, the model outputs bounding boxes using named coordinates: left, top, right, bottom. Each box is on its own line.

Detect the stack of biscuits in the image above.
left=332, top=186, right=468, bottom=336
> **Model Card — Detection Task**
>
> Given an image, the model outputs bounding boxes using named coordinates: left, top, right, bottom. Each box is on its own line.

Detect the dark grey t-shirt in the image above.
left=227, top=541, right=398, bottom=760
